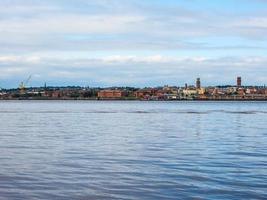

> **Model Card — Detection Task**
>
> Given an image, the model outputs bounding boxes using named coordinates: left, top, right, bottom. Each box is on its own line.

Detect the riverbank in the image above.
left=0, top=97, right=267, bottom=101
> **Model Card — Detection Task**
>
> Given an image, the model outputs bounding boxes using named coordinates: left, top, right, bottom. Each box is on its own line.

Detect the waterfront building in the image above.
left=237, top=88, right=245, bottom=96
left=227, top=87, right=237, bottom=94
left=134, top=88, right=157, bottom=99
left=197, top=87, right=205, bottom=95
left=98, top=90, right=127, bottom=99
left=51, top=90, right=62, bottom=98
left=183, top=88, right=197, bottom=98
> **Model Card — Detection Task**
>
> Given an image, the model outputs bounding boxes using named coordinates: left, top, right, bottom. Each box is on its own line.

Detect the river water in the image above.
left=0, top=101, right=266, bottom=200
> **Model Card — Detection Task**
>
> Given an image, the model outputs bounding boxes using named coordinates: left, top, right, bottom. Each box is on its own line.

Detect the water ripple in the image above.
left=0, top=101, right=266, bottom=199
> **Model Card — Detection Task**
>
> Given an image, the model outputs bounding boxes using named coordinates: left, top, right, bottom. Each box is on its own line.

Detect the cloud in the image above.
left=0, top=0, right=267, bottom=87
left=0, top=54, right=266, bottom=87
left=1, top=0, right=267, bottom=53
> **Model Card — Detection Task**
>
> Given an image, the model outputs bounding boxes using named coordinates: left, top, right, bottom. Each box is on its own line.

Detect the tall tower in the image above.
left=237, top=77, right=241, bottom=87
left=196, top=78, right=201, bottom=89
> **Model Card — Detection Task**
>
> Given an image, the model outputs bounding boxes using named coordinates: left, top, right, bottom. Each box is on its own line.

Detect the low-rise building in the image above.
left=98, top=90, right=127, bottom=99
left=134, top=88, right=157, bottom=99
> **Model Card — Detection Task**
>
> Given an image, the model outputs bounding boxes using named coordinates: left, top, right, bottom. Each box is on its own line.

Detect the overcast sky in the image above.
left=1, top=0, right=267, bottom=88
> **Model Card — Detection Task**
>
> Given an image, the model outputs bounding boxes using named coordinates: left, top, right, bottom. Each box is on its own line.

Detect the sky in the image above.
left=1, top=0, right=267, bottom=88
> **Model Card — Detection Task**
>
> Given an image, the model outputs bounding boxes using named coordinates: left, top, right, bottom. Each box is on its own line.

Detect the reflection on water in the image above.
left=0, top=101, right=266, bottom=200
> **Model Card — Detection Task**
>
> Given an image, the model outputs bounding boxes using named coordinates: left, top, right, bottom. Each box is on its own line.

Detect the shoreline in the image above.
left=0, top=98, right=267, bottom=102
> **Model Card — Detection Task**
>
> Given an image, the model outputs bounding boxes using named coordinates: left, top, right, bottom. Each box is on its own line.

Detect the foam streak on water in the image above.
left=0, top=101, right=266, bottom=200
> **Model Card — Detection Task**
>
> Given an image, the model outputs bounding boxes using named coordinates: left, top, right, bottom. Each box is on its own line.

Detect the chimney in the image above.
left=196, top=78, right=201, bottom=89
left=237, top=77, right=241, bottom=87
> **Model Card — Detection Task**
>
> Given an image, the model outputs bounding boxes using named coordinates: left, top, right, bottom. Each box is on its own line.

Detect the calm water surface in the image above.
left=0, top=101, right=266, bottom=200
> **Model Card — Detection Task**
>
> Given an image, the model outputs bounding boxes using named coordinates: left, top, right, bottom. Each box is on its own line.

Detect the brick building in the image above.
left=98, top=90, right=127, bottom=99
left=134, top=88, right=157, bottom=99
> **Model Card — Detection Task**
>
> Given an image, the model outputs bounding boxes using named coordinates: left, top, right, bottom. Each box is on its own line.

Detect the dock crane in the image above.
left=19, top=75, right=32, bottom=93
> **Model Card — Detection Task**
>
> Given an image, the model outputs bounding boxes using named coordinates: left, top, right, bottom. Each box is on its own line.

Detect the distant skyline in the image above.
left=1, top=0, right=267, bottom=88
